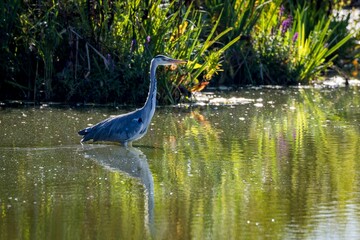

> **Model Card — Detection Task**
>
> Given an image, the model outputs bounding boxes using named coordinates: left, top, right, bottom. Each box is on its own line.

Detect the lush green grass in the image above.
left=247, top=1, right=355, bottom=85
left=0, top=0, right=358, bottom=104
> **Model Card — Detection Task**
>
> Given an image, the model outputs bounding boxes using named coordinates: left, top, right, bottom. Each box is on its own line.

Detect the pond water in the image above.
left=1, top=87, right=360, bottom=239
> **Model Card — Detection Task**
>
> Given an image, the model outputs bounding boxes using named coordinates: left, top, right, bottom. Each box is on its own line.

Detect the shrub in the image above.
left=0, top=0, right=357, bottom=104
left=249, top=1, right=354, bottom=84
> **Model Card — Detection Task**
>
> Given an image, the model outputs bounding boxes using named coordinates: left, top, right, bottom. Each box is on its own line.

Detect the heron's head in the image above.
left=153, top=55, right=187, bottom=66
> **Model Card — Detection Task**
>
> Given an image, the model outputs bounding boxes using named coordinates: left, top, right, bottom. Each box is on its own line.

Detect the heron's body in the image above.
left=78, top=55, right=186, bottom=146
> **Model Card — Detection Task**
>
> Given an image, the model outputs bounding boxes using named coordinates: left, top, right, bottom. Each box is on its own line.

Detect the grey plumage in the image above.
left=78, top=55, right=187, bottom=146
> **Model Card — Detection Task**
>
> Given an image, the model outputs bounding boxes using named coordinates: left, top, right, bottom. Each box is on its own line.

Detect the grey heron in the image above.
left=78, top=55, right=187, bottom=146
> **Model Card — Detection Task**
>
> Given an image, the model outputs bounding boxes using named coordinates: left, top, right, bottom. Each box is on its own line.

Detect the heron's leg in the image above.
left=123, top=141, right=129, bottom=147
left=123, top=141, right=132, bottom=147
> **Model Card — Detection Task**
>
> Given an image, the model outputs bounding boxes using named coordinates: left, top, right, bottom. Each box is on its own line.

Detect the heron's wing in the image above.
left=91, top=112, right=144, bottom=142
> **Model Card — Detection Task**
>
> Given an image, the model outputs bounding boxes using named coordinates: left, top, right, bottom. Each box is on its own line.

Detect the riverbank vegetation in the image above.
left=1, top=0, right=359, bottom=104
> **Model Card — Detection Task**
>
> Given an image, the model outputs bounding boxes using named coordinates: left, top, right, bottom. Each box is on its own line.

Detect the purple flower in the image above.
left=279, top=5, right=285, bottom=17
left=130, top=38, right=137, bottom=52
left=292, top=32, right=298, bottom=42
left=281, top=16, right=292, bottom=34
left=144, top=36, right=151, bottom=49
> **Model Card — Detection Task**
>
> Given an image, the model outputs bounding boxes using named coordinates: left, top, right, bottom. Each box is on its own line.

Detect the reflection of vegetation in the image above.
left=146, top=88, right=360, bottom=239
left=0, top=147, right=150, bottom=239
left=1, top=88, right=360, bottom=239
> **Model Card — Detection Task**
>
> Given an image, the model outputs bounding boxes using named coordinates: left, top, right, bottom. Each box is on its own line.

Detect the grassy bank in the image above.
left=1, top=0, right=359, bottom=105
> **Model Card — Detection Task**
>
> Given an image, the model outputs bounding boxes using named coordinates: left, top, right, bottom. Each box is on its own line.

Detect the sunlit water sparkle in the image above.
left=1, top=87, right=360, bottom=239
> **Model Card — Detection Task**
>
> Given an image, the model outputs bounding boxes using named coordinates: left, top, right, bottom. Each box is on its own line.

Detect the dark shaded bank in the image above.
left=1, top=1, right=359, bottom=105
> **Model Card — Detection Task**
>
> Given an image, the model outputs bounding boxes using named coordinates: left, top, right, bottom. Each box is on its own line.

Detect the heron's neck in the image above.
left=143, top=60, right=158, bottom=120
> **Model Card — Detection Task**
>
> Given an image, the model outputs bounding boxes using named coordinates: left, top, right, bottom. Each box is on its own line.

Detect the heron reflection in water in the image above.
left=78, top=55, right=187, bottom=146
left=83, top=145, right=154, bottom=233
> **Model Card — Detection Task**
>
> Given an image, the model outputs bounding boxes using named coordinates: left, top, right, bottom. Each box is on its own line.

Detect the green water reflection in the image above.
left=1, top=88, right=360, bottom=239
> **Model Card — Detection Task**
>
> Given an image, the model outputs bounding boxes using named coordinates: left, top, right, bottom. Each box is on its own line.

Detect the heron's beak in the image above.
left=172, top=59, right=187, bottom=65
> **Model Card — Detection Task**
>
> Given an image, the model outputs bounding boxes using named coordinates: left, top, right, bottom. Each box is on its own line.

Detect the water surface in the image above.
left=1, top=87, right=360, bottom=239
